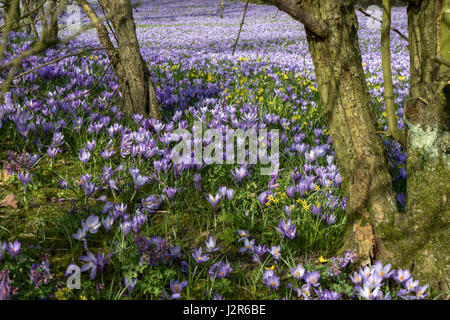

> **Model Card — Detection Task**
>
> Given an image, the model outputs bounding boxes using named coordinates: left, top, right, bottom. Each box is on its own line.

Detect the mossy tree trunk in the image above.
left=400, top=0, right=450, bottom=292
left=266, top=0, right=398, bottom=266
left=3, top=0, right=22, bottom=31
left=381, top=0, right=406, bottom=146
left=77, top=0, right=161, bottom=120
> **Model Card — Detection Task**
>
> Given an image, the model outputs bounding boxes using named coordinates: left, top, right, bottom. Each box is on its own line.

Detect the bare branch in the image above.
left=1, top=47, right=112, bottom=83
left=358, top=8, right=408, bottom=42
left=263, top=0, right=329, bottom=38
left=433, top=55, right=450, bottom=67
left=232, top=0, right=249, bottom=56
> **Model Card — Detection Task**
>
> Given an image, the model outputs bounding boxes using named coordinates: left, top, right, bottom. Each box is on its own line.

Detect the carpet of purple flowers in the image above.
left=0, top=0, right=430, bottom=299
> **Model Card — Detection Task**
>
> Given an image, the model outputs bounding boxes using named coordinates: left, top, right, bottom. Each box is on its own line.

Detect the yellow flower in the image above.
left=319, top=256, right=328, bottom=263
left=314, top=185, right=320, bottom=191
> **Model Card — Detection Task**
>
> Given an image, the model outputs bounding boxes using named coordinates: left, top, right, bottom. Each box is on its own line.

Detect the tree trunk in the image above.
left=220, top=0, right=224, bottom=18
left=4, top=0, right=22, bottom=31
left=77, top=0, right=161, bottom=120
left=300, top=0, right=398, bottom=265
left=401, top=0, right=450, bottom=292
left=48, top=0, right=59, bottom=42
left=21, top=0, right=40, bottom=41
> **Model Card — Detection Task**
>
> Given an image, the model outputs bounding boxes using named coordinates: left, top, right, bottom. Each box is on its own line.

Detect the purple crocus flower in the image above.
left=78, top=148, right=91, bottom=165
left=79, top=251, right=101, bottom=280
left=225, top=188, right=235, bottom=200
left=231, top=166, right=247, bottom=183
left=205, top=236, right=220, bottom=253
left=326, top=213, right=337, bottom=225
left=403, top=278, right=420, bottom=293
left=82, top=181, right=95, bottom=200
left=0, top=271, right=12, bottom=300
left=393, top=268, right=412, bottom=284
left=85, top=140, right=96, bottom=153
left=209, top=261, right=233, bottom=279
left=206, top=193, right=221, bottom=210
left=121, top=221, right=132, bottom=237
left=299, top=284, right=312, bottom=300
left=253, top=244, right=268, bottom=262
left=124, top=277, right=137, bottom=296
left=132, top=174, right=148, bottom=190
left=275, top=218, right=297, bottom=240
left=164, top=187, right=177, bottom=200
left=257, top=191, right=270, bottom=206
left=269, top=245, right=281, bottom=261
left=213, top=292, right=223, bottom=300
left=304, top=271, right=320, bottom=287
left=349, top=271, right=363, bottom=285
left=73, top=227, right=87, bottom=241
left=169, top=279, right=188, bottom=299
left=58, top=179, right=67, bottom=189
left=396, top=192, right=406, bottom=208
left=81, top=215, right=101, bottom=234
left=355, top=283, right=379, bottom=300
left=18, top=171, right=32, bottom=189
left=311, top=204, right=321, bottom=216
left=101, top=214, right=115, bottom=232
left=409, top=284, right=429, bottom=300
left=286, top=186, right=295, bottom=199
left=192, top=247, right=209, bottom=263
left=290, top=264, right=305, bottom=282
left=315, top=288, right=342, bottom=300
left=373, top=261, right=394, bottom=279
left=7, top=240, right=21, bottom=258
left=47, top=147, right=60, bottom=159
left=237, top=230, right=250, bottom=238
left=141, top=195, right=162, bottom=213
left=180, top=261, right=190, bottom=276
left=262, top=270, right=280, bottom=290
left=238, top=238, right=255, bottom=253
left=193, top=173, right=202, bottom=191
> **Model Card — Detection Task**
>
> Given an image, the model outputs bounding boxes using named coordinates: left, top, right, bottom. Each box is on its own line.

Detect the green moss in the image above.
left=380, top=155, right=450, bottom=292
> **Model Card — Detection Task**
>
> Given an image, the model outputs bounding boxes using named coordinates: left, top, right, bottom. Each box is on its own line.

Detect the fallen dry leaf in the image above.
left=0, top=193, right=18, bottom=209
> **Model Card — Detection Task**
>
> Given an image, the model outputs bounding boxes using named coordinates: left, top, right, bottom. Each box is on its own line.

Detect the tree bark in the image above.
left=220, top=0, right=224, bottom=18
left=276, top=0, right=398, bottom=265
left=4, top=0, right=22, bottom=31
left=401, top=0, right=450, bottom=292
left=77, top=0, right=161, bottom=120
left=48, top=0, right=59, bottom=42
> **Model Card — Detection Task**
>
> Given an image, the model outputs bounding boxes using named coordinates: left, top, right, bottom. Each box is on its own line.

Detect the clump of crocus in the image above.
left=275, top=218, right=297, bottom=240
left=30, top=257, right=53, bottom=287
left=124, top=277, right=138, bottom=297
left=262, top=269, right=280, bottom=290
left=209, top=261, right=233, bottom=279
